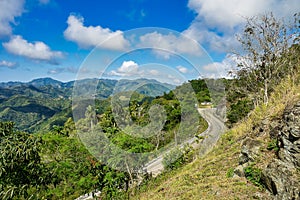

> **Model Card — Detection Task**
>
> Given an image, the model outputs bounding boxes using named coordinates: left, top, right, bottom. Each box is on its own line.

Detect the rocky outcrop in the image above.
left=261, top=159, right=299, bottom=200
left=233, top=137, right=263, bottom=178
left=239, top=137, right=262, bottom=165
left=277, top=102, right=300, bottom=168
left=235, top=101, right=300, bottom=199
left=261, top=101, right=300, bottom=199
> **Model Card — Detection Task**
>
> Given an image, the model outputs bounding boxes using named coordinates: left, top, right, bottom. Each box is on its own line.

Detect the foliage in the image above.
left=244, top=165, right=263, bottom=188
left=227, top=99, right=253, bottom=125
left=231, top=12, right=300, bottom=106
left=0, top=122, right=47, bottom=199
left=267, top=139, right=279, bottom=152
left=40, top=129, right=131, bottom=199
left=0, top=76, right=217, bottom=199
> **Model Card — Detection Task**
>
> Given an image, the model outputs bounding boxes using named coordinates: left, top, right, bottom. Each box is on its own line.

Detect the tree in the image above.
left=0, top=122, right=46, bottom=199
left=231, top=12, right=300, bottom=105
left=85, top=105, right=97, bottom=130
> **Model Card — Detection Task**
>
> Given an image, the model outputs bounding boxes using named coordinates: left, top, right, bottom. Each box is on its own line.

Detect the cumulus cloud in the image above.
left=0, top=0, right=24, bottom=36
left=110, top=61, right=164, bottom=78
left=64, top=14, right=130, bottom=50
left=202, top=55, right=238, bottom=78
left=0, top=60, right=18, bottom=69
left=3, top=35, right=63, bottom=63
left=139, top=31, right=202, bottom=58
left=188, top=0, right=300, bottom=32
left=184, top=0, right=300, bottom=53
left=110, top=60, right=141, bottom=76
left=176, top=65, right=188, bottom=73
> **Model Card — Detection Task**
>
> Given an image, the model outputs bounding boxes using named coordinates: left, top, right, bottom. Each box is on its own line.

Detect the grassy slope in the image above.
left=132, top=77, right=300, bottom=200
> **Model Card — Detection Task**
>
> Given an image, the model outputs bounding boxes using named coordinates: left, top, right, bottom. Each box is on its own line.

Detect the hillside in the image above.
left=0, top=77, right=174, bottom=132
left=131, top=78, right=300, bottom=199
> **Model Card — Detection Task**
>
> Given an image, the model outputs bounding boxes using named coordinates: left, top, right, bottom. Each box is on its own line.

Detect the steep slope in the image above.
left=133, top=78, right=300, bottom=199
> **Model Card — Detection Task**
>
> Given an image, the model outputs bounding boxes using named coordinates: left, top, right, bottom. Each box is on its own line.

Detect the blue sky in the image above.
left=0, top=0, right=299, bottom=84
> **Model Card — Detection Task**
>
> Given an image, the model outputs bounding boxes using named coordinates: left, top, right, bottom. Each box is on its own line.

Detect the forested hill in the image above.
left=0, top=77, right=175, bottom=132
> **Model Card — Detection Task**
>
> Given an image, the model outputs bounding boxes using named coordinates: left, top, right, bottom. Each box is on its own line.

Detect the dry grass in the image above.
left=132, top=77, right=300, bottom=200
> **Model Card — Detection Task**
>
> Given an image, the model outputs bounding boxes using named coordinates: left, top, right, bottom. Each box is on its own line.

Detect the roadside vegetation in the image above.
left=0, top=12, right=299, bottom=199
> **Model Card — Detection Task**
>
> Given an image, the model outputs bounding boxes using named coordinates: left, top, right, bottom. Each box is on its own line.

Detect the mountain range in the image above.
left=0, top=77, right=175, bottom=132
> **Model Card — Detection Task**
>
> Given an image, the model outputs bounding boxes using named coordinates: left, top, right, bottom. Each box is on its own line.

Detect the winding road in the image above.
left=76, top=108, right=226, bottom=199
left=144, top=108, right=226, bottom=177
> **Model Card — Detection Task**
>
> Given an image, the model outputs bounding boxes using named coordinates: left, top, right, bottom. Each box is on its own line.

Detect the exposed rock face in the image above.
left=261, top=159, right=299, bottom=200
left=278, top=101, right=300, bottom=168
left=261, top=101, right=300, bottom=200
left=235, top=101, right=300, bottom=199
left=239, top=137, right=262, bottom=165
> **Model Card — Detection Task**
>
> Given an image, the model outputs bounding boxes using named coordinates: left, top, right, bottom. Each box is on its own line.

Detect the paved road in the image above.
left=144, top=108, right=226, bottom=177
left=76, top=108, right=226, bottom=199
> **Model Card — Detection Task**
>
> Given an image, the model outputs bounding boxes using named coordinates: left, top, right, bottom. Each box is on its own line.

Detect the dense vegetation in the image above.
left=129, top=12, right=300, bottom=199
left=1, top=11, right=298, bottom=200
left=0, top=78, right=174, bottom=132
left=0, top=77, right=212, bottom=199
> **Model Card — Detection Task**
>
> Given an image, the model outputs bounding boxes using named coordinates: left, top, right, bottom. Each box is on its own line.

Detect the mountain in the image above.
left=28, top=77, right=64, bottom=87
left=113, top=78, right=175, bottom=97
left=0, top=77, right=175, bottom=132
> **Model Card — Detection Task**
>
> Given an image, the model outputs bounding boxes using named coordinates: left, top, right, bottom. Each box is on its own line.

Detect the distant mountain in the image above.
left=28, top=77, right=64, bottom=87
left=0, top=77, right=175, bottom=132
left=113, top=78, right=175, bottom=97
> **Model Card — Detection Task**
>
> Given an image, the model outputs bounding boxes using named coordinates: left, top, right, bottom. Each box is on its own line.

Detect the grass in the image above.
left=130, top=77, right=300, bottom=200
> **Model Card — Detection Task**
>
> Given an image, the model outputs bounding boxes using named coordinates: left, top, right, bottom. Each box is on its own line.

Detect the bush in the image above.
left=244, top=165, right=263, bottom=188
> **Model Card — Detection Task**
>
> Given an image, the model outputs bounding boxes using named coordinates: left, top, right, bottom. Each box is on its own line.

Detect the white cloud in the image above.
left=110, top=60, right=141, bottom=76
left=183, top=25, right=239, bottom=53
left=110, top=61, right=166, bottom=78
left=185, top=0, right=300, bottom=53
left=0, top=0, right=24, bottom=36
left=3, top=35, right=63, bottom=62
left=176, top=66, right=188, bottom=73
left=139, top=31, right=202, bottom=58
left=64, top=14, right=129, bottom=50
left=0, top=60, right=18, bottom=68
left=188, top=0, right=300, bottom=32
left=202, top=55, right=237, bottom=78
left=117, top=60, right=139, bottom=73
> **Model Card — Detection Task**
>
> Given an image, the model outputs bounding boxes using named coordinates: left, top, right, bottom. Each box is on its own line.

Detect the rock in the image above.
left=261, top=159, right=300, bottom=200
left=277, top=102, right=300, bottom=168
left=260, top=101, right=300, bottom=199
left=252, top=192, right=264, bottom=199
left=239, top=137, right=262, bottom=165
left=233, top=165, right=245, bottom=177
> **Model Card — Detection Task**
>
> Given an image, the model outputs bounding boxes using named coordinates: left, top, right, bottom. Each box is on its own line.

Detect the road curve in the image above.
left=144, top=108, right=226, bottom=177
left=76, top=108, right=226, bottom=199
